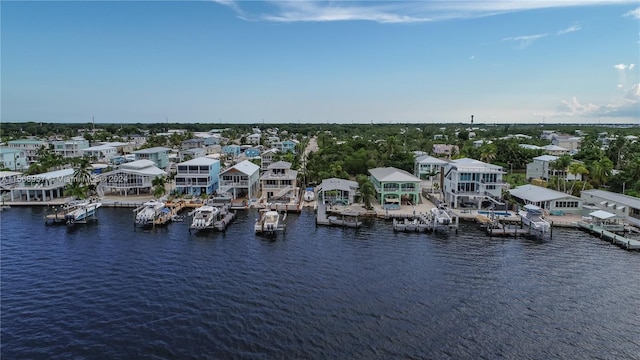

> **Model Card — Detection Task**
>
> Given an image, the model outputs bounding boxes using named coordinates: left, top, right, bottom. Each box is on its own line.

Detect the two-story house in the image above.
left=174, top=157, right=220, bottom=196
left=52, top=137, right=90, bottom=158
left=9, top=168, right=75, bottom=202
left=133, top=147, right=171, bottom=169
left=98, top=160, right=167, bottom=197
left=260, top=148, right=279, bottom=171
left=218, top=160, right=261, bottom=199
left=260, top=161, right=298, bottom=201
left=442, top=158, right=506, bottom=209
left=414, top=155, right=448, bottom=183
left=82, top=145, right=118, bottom=162
left=7, top=139, right=48, bottom=164
left=0, top=148, right=28, bottom=171
left=369, top=167, right=421, bottom=209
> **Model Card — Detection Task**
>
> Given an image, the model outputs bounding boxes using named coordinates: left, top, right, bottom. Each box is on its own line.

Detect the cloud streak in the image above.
left=212, top=1, right=639, bottom=24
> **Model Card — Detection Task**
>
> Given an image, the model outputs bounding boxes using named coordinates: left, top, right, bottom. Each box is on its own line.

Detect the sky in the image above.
left=1, top=1, right=639, bottom=125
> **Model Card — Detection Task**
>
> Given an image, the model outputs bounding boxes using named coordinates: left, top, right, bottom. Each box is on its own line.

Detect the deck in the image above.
left=577, top=221, right=640, bottom=250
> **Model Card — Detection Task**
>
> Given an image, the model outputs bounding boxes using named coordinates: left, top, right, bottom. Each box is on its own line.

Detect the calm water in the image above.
left=1, top=206, right=639, bottom=359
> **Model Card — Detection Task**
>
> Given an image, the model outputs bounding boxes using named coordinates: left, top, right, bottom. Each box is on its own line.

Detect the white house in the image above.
left=581, top=189, right=640, bottom=227
left=442, top=158, right=506, bottom=209
left=260, top=161, right=298, bottom=201
left=82, top=145, right=118, bottom=162
left=9, top=168, right=75, bottom=202
left=414, top=155, right=448, bottom=185
left=317, top=178, right=359, bottom=205
left=260, top=148, right=279, bottom=171
left=218, top=160, right=261, bottom=200
left=508, top=184, right=582, bottom=215
left=98, top=160, right=167, bottom=196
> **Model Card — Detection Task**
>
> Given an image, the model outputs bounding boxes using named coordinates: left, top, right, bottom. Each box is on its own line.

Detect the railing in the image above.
left=220, top=180, right=249, bottom=187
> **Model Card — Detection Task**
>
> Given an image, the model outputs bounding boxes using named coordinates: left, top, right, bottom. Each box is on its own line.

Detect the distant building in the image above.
left=174, top=157, right=220, bottom=197
left=179, top=148, right=206, bottom=161
left=260, top=148, right=279, bottom=171
left=551, top=134, right=581, bottom=152
left=7, top=139, right=47, bottom=163
left=0, top=148, right=28, bottom=171
left=133, top=147, right=171, bottom=169
left=52, top=138, right=90, bottom=158
left=432, top=144, right=458, bottom=158
left=181, top=138, right=205, bottom=150
left=414, top=155, right=447, bottom=183
left=82, top=145, right=118, bottom=162
left=542, top=144, right=569, bottom=156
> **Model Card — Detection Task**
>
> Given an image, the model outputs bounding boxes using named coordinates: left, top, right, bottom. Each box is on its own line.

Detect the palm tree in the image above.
left=65, top=180, right=88, bottom=199
left=479, top=143, right=497, bottom=164
left=590, top=157, right=613, bottom=188
left=73, top=158, right=93, bottom=187
left=152, top=175, right=167, bottom=198
left=550, top=155, right=572, bottom=192
left=567, top=162, right=588, bottom=194
left=359, top=181, right=375, bottom=210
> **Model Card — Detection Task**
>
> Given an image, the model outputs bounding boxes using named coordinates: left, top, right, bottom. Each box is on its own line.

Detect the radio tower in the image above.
left=470, top=115, right=474, bottom=125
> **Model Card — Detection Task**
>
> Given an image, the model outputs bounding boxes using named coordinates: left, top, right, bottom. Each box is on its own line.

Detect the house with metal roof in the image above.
left=260, top=161, right=298, bottom=201
left=581, top=189, right=640, bottom=227
left=218, top=160, right=261, bottom=199
left=133, top=147, right=171, bottom=169
left=0, top=148, right=28, bottom=171
left=442, top=158, right=506, bottom=209
left=508, top=184, right=582, bottom=215
left=7, top=139, right=47, bottom=163
left=174, top=157, right=221, bottom=197
left=317, top=178, right=359, bottom=205
left=414, top=155, right=448, bottom=182
left=9, top=168, right=75, bottom=202
left=97, top=160, right=167, bottom=197
left=369, top=167, right=421, bottom=209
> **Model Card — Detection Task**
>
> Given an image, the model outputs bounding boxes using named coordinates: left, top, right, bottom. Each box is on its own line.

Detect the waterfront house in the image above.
left=260, top=161, right=298, bottom=201
left=52, top=137, right=89, bottom=158
left=0, top=148, right=28, bottom=171
left=441, top=158, right=506, bottom=209
left=581, top=189, right=640, bottom=227
left=174, top=157, right=220, bottom=197
left=98, top=160, right=167, bottom=196
left=508, top=184, right=582, bottom=215
left=369, top=167, right=421, bottom=209
left=0, top=171, right=23, bottom=201
left=218, top=160, right=260, bottom=199
left=133, top=147, right=171, bottom=170
left=7, top=139, right=47, bottom=163
left=317, top=178, right=359, bottom=205
left=9, top=168, right=74, bottom=202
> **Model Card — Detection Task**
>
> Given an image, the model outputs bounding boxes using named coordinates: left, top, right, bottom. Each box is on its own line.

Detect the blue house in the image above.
left=133, top=146, right=171, bottom=169
left=243, top=147, right=261, bottom=158
left=222, top=145, right=242, bottom=157
left=174, top=157, right=221, bottom=196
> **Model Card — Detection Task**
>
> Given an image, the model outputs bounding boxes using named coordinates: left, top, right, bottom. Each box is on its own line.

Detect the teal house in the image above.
left=369, top=167, right=422, bottom=209
left=133, top=147, right=171, bottom=169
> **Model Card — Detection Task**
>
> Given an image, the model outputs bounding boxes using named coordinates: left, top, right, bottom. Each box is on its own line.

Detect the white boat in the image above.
left=255, top=210, right=284, bottom=235
left=190, top=205, right=220, bottom=230
left=64, top=200, right=102, bottom=225
left=393, top=218, right=420, bottom=232
left=303, top=188, right=315, bottom=202
left=431, top=204, right=452, bottom=226
left=135, top=200, right=166, bottom=226
left=518, top=204, right=551, bottom=233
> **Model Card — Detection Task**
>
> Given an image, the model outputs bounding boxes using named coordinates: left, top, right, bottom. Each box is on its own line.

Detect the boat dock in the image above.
left=577, top=221, right=640, bottom=250
left=187, top=203, right=236, bottom=232
left=316, top=202, right=363, bottom=228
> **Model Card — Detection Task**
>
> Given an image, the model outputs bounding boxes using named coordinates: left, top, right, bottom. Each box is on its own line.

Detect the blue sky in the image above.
left=2, top=1, right=639, bottom=124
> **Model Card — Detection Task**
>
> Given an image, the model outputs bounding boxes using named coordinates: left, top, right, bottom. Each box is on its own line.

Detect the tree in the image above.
left=550, top=155, right=572, bottom=192
left=479, top=143, right=497, bottom=164
left=152, top=176, right=167, bottom=198
left=567, top=162, right=588, bottom=195
left=590, top=157, right=613, bottom=188
left=359, top=181, right=375, bottom=210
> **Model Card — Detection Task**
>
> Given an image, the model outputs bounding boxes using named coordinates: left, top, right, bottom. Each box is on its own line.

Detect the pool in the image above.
left=477, top=210, right=513, bottom=217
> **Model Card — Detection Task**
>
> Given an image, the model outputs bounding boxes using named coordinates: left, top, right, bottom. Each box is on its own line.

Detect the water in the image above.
left=2, top=206, right=639, bottom=359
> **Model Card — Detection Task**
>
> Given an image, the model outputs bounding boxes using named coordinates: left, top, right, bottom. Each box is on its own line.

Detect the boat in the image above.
left=393, top=218, right=420, bottom=232
left=64, top=200, right=102, bottom=225
left=255, top=210, right=285, bottom=235
left=135, top=200, right=167, bottom=227
left=303, top=187, right=315, bottom=202
left=518, top=204, right=551, bottom=233
left=431, top=204, right=452, bottom=226
left=189, top=205, right=220, bottom=230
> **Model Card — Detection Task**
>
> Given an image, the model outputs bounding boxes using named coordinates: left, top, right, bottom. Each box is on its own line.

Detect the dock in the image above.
left=577, top=221, right=640, bottom=250
left=187, top=203, right=236, bottom=232
left=316, top=202, right=362, bottom=228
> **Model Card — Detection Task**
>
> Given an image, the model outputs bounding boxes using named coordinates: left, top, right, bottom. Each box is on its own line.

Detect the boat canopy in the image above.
left=524, top=204, right=542, bottom=211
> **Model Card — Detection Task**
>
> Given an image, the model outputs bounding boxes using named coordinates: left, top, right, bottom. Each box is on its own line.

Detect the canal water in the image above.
left=1, top=206, right=639, bottom=359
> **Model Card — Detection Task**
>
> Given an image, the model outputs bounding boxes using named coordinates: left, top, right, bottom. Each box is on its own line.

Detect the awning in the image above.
left=589, top=210, right=616, bottom=219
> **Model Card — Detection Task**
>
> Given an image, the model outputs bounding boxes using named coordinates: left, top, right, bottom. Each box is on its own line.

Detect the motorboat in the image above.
left=255, top=210, right=283, bottom=235
left=518, top=204, right=551, bottom=233
left=303, top=187, right=315, bottom=202
left=431, top=204, right=452, bottom=226
left=135, top=200, right=166, bottom=226
left=190, top=205, right=220, bottom=230
left=64, top=200, right=102, bottom=225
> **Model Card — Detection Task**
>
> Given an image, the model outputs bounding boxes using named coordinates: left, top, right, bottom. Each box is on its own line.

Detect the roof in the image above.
left=369, top=167, right=421, bottom=182
left=450, top=157, right=503, bottom=171
left=508, top=184, right=580, bottom=202
left=415, top=155, right=448, bottom=165
left=0, top=148, right=24, bottom=154
left=223, top=160, right=260, bottom=176
left=34, top=168, right=75, bottom=180
left=0, top=171, right=23, bottom=177
left=319, top=178, right=359, bottom=192
left=121, top=160, right=156, bottom=170
left=268, top=161, right=292, bottom=169
left=133, top=146, right=171, bottom=154
left=114, top=162, right=166, bottom=176
left=533, top=155, right=558, bottom=162
left=83, top=145, right=117, bottom=151
left=582, top=189, right=640, bottom=209
left=179, top=157, right=219, bottom=166
left=589, top=210, right=617, bottom=219
left=519, top=144, right=542, bottom=150
left=8, top=139, right=46, bottom=144
left=542, top=145, right=568, bottom=151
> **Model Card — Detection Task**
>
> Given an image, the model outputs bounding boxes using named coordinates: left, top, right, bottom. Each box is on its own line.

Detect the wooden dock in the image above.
left=316, top=202, right=362, bottom=228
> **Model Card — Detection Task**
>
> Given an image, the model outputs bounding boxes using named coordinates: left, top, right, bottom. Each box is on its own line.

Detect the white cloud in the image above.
left=556, top=83, right=640, bottom=118
left=212, top=1, right=640, bottom=24
left=623, top=6, right=640, bottom=19
left=557, top=24, right=581, bottom=35
left=469, top=55, right=475, bottom=60
left=501, top=34, right=548, bottom=49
